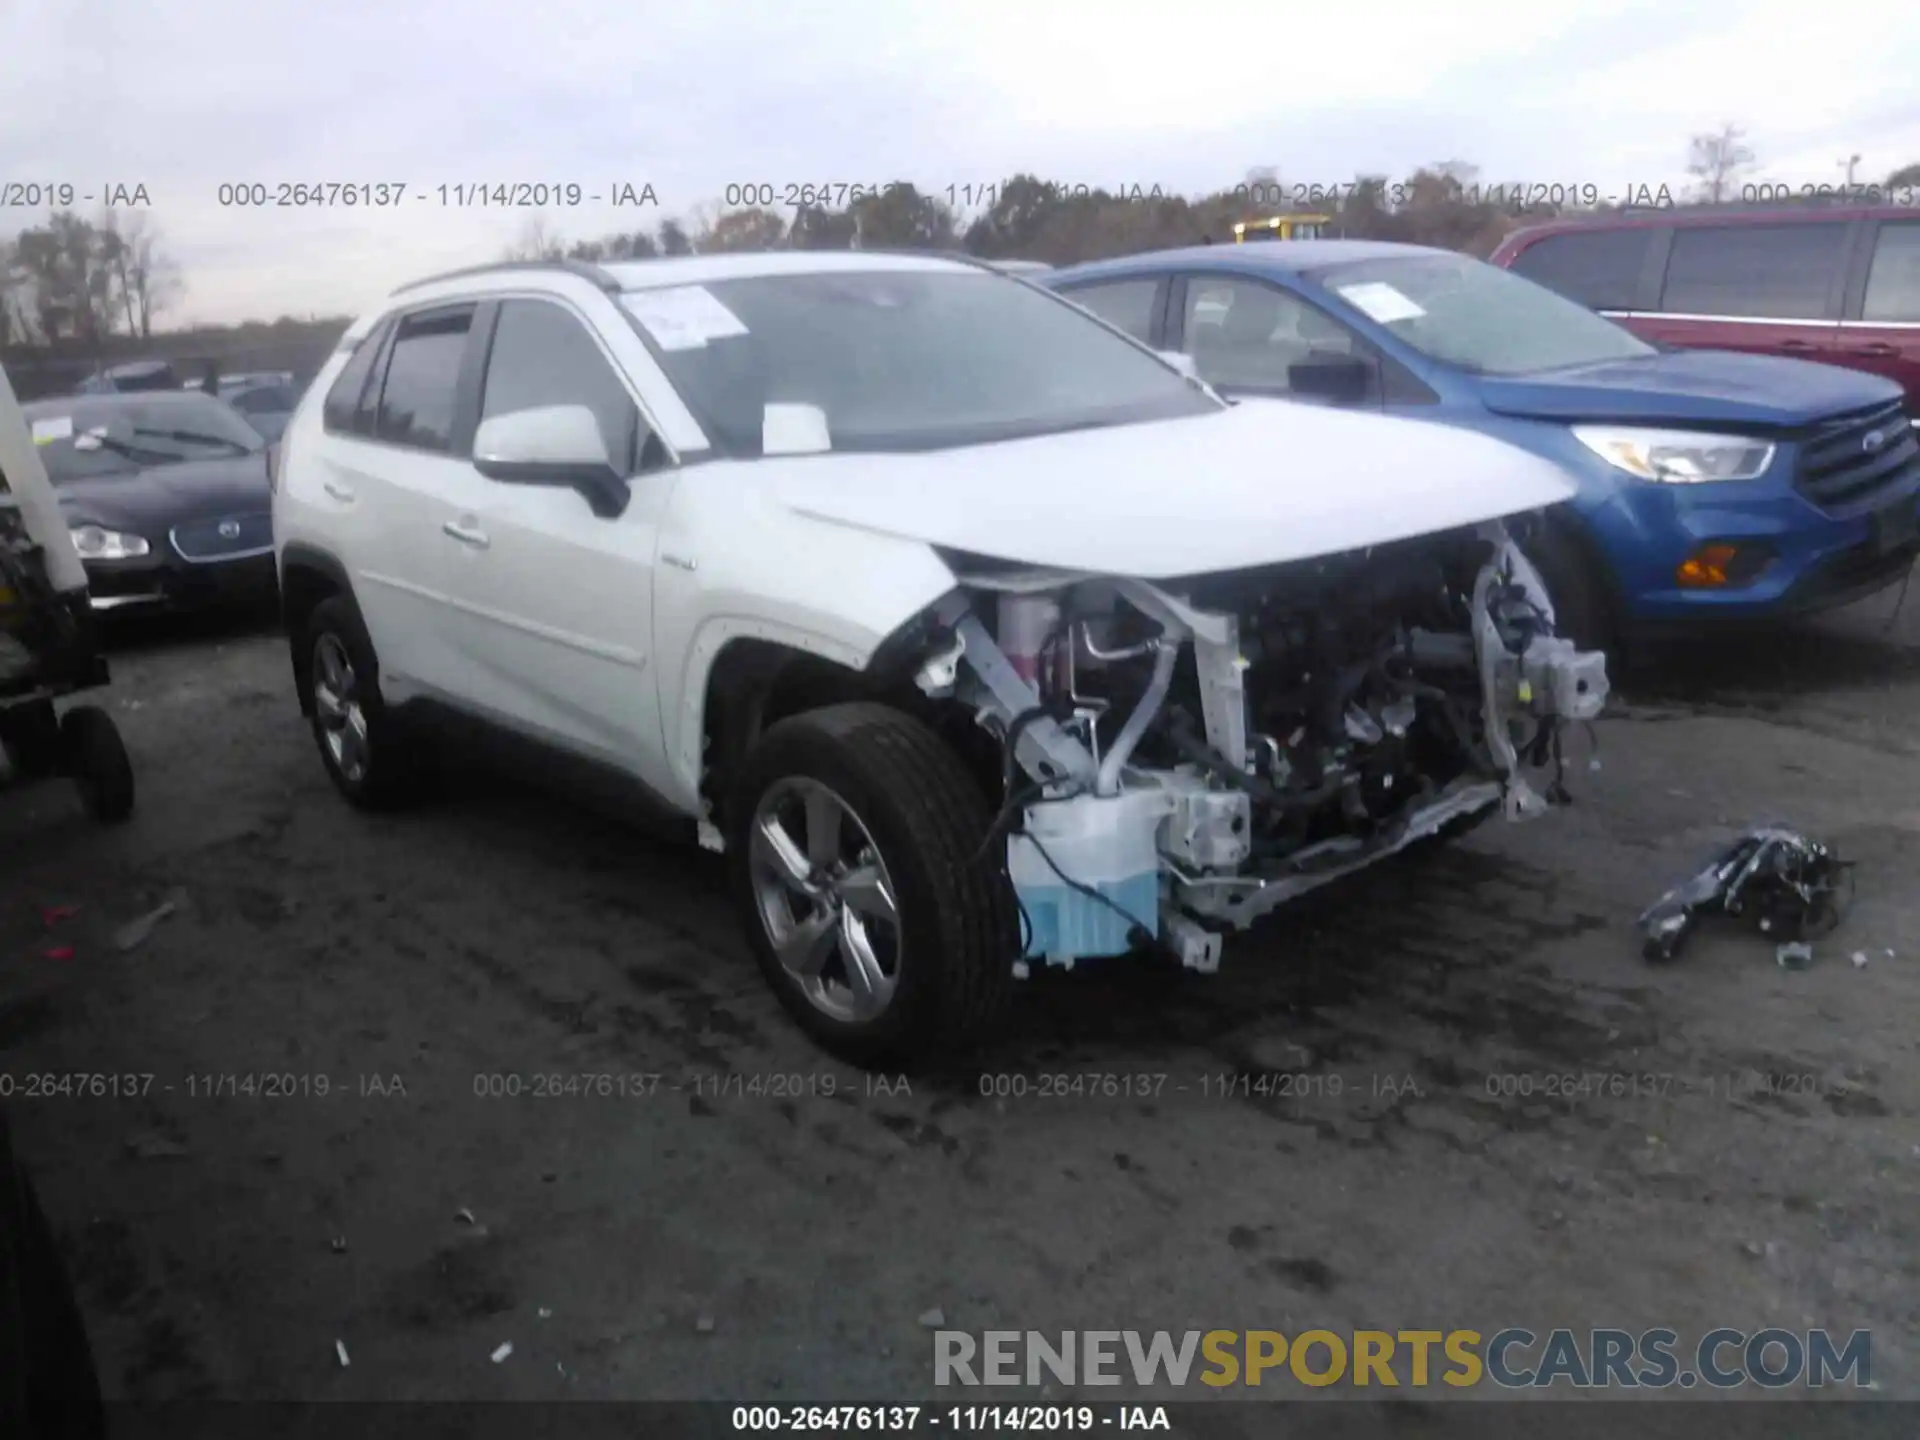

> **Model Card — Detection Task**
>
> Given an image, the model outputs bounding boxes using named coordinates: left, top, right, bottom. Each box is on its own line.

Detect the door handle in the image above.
left=323, top=479, right=355, bottom=502
left=1778, top=339, right=1816, bottom=352
left=1847, top=342, right=1899, bottom=358
left=442, top=520, right=490, bottom=550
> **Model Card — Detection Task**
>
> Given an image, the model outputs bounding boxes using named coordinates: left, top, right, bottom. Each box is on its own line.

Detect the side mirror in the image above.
left=1288, top=355, right=1372, bottom=406
left=473, top=405, right=629, bottom=518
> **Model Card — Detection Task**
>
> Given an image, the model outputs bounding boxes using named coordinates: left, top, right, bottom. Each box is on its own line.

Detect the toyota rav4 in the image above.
left=273, top=252, right=1609, bottom=1066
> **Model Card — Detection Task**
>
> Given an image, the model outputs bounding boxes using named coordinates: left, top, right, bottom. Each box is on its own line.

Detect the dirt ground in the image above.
left=2, top=592, right=1918, bottom=1405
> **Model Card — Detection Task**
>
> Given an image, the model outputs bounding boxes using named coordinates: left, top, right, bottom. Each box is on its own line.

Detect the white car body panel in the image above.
left=652, top=464, right=961, bottom=806
left=0, top=363, right=88, bottom=594
left=770, top=400, right=1576, bottom=580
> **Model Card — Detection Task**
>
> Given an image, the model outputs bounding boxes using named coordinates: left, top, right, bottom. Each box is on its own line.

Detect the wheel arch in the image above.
left=279, top=542, right=353, bottom=716
left=696, top=626, right=999, bottom=837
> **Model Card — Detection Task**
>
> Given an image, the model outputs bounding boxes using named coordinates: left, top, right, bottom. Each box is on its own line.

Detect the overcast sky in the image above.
left=4, top=0, right=1917, bottom=326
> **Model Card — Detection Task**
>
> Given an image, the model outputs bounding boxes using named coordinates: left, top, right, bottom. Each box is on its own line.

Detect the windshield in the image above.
left=24, top=393, right=263, bottom=483
left=622, top=270, right=1216, bottom=457
left=1307, top=252, right=1657, bottom=375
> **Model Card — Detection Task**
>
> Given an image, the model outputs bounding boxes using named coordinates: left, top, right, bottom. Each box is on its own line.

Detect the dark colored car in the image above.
left=217, top=374, right=301, bottom=443
left=20, top=390, right=277, bottom=614
left=72, top=358, right=185, bottom=395
left=1045, top=241, right=1918, bottom=652
left=1489, top=203, right=1920, bottom=406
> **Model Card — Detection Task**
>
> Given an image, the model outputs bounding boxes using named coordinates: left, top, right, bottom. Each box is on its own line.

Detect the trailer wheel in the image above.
left=61, top=706, right=134, bottom=823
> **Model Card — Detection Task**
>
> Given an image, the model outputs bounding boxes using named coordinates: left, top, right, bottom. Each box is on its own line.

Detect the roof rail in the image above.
left=1615, top=194, right=1884, bottom=218
left=390, top=257, right=622, bottom=297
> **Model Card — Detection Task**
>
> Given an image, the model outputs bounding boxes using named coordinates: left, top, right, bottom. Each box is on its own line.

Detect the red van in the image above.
left=1489, top=203, right=1920, bottom=406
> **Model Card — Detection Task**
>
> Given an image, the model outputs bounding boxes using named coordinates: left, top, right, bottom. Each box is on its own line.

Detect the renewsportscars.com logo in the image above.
left=933, top=1328, right=1873, bottom=1390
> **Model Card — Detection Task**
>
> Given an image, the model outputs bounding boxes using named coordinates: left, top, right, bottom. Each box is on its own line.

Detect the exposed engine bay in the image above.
left=904, top=519, right=1610, bottom=973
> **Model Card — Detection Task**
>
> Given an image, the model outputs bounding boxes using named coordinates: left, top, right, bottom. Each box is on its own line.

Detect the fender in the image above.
left=277, top=540, right=355, bottom=713
left=650, top=464, right=960, bottom=811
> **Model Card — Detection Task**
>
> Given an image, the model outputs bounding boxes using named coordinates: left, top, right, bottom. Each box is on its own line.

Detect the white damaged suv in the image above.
left=274, top=252, right=1609, bottom=1066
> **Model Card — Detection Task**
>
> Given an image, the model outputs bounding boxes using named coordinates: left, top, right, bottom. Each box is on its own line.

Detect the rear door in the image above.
left=328, top=302, right=480, bottom=697
left=1636, top=220, right=1850, bottom=362
left=1838, top=217, right=1920, bottom=408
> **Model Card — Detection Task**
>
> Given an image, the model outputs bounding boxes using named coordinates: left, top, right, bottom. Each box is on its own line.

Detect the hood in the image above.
left=769, top=401, right=1576, bottom=580
left=1478, top=349, right=1903, bottom=429
left=54, top=453, right=272, bottom=535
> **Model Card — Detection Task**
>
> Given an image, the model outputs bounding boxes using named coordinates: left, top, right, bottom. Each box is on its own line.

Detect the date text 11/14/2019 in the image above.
left=212, top=182, right=659, bottom=209
left=729, top=1404, right=1170, bottom=1431
left=0, top=1072, right=407, bottom=1100
left=3, top=183, right=150, bottom=208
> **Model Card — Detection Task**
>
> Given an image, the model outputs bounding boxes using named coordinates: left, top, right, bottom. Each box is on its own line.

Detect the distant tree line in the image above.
left=0, top=211, right=182, bottom=349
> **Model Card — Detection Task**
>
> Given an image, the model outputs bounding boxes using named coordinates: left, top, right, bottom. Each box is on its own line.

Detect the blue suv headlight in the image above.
left=1571, top=425, right=1776, bottom=483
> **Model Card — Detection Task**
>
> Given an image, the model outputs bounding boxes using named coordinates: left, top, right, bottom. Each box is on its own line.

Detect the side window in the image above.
left=1507, top=230, right=1652, bottom=310
left=1862, top=222, right=1920, bottom=322
left=479, top=299, right=652, bottom=473
left=1063, top=280, right=1159, bottom=344
left=374, top=307, right=474, bottom=452
left=1181, top=277, right=1363, bottom=394
left=321, top=322, right=388, bottom=434
left=234, top=385, right=294, bottom=414
left=1659, top=224, right=1847, bottom=320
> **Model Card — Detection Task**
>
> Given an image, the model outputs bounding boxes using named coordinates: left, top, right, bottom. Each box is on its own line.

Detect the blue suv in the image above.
left=1044, top=242, right=1920, bottom=652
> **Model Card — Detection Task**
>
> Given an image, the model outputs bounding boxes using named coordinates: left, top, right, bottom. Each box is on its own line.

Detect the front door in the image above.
left=431, top=297, right=679, bottom=793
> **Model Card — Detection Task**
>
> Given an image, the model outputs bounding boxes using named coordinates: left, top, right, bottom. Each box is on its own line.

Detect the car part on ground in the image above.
left=1637, top=825, right=1852, bottom=963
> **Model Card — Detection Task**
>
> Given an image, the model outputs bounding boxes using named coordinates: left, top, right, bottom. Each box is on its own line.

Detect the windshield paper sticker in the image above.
left=762, top=403, right=832, bottom=456
left=30, top=415, right=73, bottom=445
left=1336, top=282, right=1426, bottom=324
left=621, top=286, right=749, bottom=351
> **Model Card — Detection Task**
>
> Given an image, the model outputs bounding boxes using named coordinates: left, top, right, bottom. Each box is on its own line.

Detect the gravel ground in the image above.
left=2, top=594, right=1918, bottom=1404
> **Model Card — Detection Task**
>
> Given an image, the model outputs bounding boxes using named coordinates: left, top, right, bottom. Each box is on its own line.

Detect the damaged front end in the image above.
left=897, top=519, right=1610, bottom=973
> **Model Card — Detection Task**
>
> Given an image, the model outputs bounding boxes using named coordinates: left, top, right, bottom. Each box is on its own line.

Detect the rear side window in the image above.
left=233, top=384, right=295, bottom=414
left=1062, top=279, right=1159, bottom=343
left=375, top=307, right=474, bottom=452
left=1863, top=221, right=1920, bottom=322
left=322, top=322, right=388, bottom=434
left=1659, top=223, right=1847, bottom=320
left=480, top=300, right=652, bottom=472
left=1506, top=230, right=1652, bottom=311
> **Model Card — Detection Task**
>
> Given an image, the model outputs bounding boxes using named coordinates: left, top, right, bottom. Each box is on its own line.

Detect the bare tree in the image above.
left=1888, top=161, right=1920, bottom=190
left=1686, top=124, right=1756, bottom=203
left=503, top=216, right=565, bottom=262
left=108, top=211, right=182, bottom=338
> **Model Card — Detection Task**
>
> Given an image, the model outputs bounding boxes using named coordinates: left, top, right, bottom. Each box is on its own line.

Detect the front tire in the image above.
left=301, top=596, right=423, bottom=810
left=727, top=703, right=1018, bottom=1070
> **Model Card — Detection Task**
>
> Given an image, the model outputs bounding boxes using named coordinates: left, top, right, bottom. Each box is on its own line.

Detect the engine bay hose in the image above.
left=1095, top=638, right=1178, bottom=796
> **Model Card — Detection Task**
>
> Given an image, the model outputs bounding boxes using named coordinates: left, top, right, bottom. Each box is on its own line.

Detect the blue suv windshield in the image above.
left=1307, top=252, right=1657, bottom=376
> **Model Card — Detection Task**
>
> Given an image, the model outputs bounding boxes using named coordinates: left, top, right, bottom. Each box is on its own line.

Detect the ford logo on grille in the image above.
left=1863, top=428, right=1887, bottom=454
left=218, top=519, right=242, bottom=540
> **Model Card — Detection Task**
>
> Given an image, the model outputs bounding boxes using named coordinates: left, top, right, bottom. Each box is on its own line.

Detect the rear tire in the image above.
left=727, top=702, right=1018, bottom=1071
left=61, top=706, right=134, bottom=823
left=301, top=596, right=425, bottom=810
